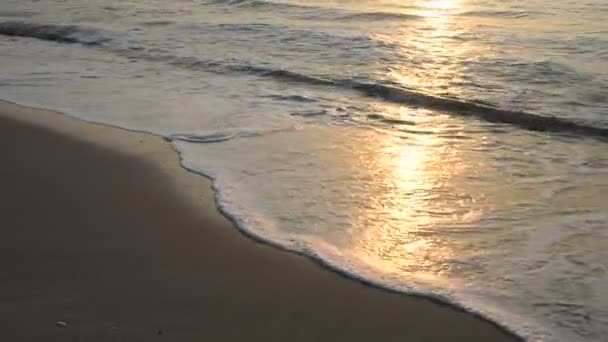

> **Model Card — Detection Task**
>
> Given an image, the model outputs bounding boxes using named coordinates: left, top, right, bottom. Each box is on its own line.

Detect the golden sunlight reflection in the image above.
left=426, top=0, right=457, bottom=10
left=343, top=0, right=506, bottom=276
left=349, top=112, right=490, bottom=276
left=371, top=0, right=493, bottom=99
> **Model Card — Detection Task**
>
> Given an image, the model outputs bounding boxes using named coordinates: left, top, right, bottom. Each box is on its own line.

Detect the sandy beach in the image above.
left=0, top=101, right=519, bottom=341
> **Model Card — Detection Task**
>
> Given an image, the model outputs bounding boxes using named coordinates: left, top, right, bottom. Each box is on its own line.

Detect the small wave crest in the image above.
left=262, top=94, right=319, bottom=103
left=0, top=21, right=110, bottom=45
left=339, top=11, right=422, bottom=21
left=458, top=10, right=539, bottom=19
left=344, top=82, right=608, bottom=140
left=205, top=0, right=332, bottom=16
left=205, top=0, right=422, bottom=21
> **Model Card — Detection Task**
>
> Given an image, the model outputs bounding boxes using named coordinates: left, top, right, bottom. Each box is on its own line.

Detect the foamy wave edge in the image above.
left=2, top=94, right=538, bottom=340
left=175, top=145, right=552, bottom=342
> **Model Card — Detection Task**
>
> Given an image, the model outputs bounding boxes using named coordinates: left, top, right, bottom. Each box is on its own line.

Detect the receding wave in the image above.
left=0, top=21, right=110, bottom=45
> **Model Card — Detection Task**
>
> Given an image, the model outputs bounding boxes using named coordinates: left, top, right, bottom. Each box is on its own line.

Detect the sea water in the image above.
left=1, top=0, right=607, bottom=340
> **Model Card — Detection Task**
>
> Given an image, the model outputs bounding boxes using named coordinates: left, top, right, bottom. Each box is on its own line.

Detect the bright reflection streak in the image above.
left=347, top=108, right=491, bottom=276
left=343, top=0, right=492, bottom=276
left=371, top=0, right=494, bottom=99
left=427, top=0, right=457, bottom=10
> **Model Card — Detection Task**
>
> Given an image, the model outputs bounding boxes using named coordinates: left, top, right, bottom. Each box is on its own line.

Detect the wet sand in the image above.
left=0, top=101, right=519, bottom=341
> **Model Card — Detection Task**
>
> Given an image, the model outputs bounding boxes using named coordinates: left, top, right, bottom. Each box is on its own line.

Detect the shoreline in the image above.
left=0, top=100, right=521, bottom=341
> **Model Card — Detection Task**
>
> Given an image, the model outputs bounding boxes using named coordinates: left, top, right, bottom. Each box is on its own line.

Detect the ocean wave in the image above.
left=339, top=11, right=422, bottom=21
left=2, top=20, right=606, bottom=141
left=249, top=66, right=607, bottom=139
left=290, top=109, right=328, bottom=117
left=343, top=82, right=608, bottom=139
left=0, top=21, right=110, bottom=45
left=205, top=0, right=422, bottom=21
left=458, top=10, right=540, bottom=19
left=262, top=94, right=319, bottom=103
left=179, top=21, right=384, bottom=52
left=126, top=52, right=339, bottom=86
left=205, top=0, right=335, bottom=17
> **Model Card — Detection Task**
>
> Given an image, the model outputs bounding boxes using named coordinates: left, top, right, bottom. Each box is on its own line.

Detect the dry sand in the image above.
left=0, top=101, right=520, bottom=341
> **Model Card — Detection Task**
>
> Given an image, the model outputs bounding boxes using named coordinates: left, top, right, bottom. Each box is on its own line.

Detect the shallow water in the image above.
left=1, top=0, right=607, bottom=340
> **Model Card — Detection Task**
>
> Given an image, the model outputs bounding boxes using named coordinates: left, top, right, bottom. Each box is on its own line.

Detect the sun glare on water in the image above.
left=427, top=0, right=456, bottom=10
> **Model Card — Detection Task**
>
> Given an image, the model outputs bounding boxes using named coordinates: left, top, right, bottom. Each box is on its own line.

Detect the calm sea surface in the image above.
left=1, top=1, right=607, bottom=340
